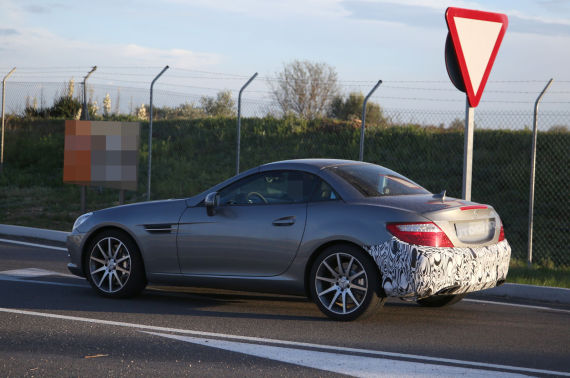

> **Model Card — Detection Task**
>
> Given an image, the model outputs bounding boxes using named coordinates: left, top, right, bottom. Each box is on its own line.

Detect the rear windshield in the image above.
left=326, top=164, right=430, bottom=197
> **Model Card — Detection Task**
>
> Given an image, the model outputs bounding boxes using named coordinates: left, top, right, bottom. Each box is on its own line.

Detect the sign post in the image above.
left=1, top=67, right=16, bottom=175
left=444, top=7, right=508, bottom=201
left=463, top=102, right=475, bottom=200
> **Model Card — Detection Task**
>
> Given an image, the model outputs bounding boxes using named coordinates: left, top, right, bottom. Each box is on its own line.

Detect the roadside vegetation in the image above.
left=1, top=62, right=568, bottom=287
left=1, top=117, right=568, bottom=270
left=507, top=259, right=570, bottom=288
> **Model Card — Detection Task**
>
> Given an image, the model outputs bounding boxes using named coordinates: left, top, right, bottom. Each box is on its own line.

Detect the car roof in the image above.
left=260, top=158, right=372, bottom=171
left=186, top=159, right=390, bottom=206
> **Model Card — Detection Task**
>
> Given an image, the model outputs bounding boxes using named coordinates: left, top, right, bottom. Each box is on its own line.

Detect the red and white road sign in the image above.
left=445, top=7, right=508, bottom=107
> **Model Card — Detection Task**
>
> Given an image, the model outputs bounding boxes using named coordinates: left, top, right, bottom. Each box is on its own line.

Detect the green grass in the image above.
left=1, top=189, right=569, bottom=288
left=1, top=117, right=568, bottom=284
left=507, top=259, right=570, bottom=288
left=0, top=186, right=142, bottom=231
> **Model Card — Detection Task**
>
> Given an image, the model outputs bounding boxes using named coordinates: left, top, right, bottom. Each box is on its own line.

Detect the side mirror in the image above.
left=204, top=192, right=219, bottom=216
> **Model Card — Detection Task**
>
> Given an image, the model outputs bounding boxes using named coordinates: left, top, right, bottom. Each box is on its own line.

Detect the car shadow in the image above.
left=1, top=274, right=429, bottom=323
left=0, top=278, right=328, bottom=322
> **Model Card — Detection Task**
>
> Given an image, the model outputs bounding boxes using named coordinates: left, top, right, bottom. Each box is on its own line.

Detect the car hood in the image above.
left=93, top=198, right=186, bottom=214
left=74, top=198, right=189, bottom=234
left=355, top=194, right=477, bottom=214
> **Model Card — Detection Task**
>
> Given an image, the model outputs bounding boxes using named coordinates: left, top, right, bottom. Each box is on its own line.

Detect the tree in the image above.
left=24, top=96, right=45, bottom=118
left=114, top=88, right=121, bottom=115
left=171, top=103, right=206, bottom=119
left=48, top=78, right=82, bottom=119
left=67, top=78, right=75, bottom=98
left=448, top=118, right=479, bottom=130
left=153, top=103, right=206, bottom=120
left=103, top=93, right=111, bottom=117
left=548, top=125, right=569, bottom=133
left=137, top=104, right=147, bottom=120
left=89, top=100, right=99, bottom=119
left=49, top=95, right=82, bottom=119
left=329, top=92, right=385, bottom=126
left=270, top=60, right=339, bottom=119
left=448, top=118, right=464, bottom=130
left=200, top=90, right=236, bottom=117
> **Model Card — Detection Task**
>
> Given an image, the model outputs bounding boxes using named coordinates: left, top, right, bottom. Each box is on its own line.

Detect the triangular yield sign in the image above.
left=446, top=7, right=508, bottom=107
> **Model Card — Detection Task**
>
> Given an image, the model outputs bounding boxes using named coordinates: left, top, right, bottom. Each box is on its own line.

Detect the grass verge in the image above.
left=507, top=259, right=570, bottom=289
left=1, top=188, right=568, bottom=289
left=0, top=186, right=140, bottom=231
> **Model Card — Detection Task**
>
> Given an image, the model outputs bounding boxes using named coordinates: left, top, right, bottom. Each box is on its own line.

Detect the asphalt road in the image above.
left=0, top=240, right=569, bottom=377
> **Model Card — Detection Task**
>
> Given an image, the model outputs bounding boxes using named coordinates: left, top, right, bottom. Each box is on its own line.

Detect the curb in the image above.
left=0, top=224, right=69, bottom=247
left=473, top=283, right=570, bottom=306
left=1, top=224, right=569, bottom=306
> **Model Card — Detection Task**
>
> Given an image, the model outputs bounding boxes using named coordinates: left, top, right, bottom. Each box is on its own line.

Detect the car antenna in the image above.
left=433, top=190, right=446, bottom=203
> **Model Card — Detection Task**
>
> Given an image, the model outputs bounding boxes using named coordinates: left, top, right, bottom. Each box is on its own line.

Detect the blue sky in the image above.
left=1, top=0, right=569, bottom=114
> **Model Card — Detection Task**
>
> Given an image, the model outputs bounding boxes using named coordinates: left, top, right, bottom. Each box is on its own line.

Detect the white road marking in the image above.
left=0, top=268, right=76, bottom=278
left=0, top=263, right=567, bottom=316
left=0, top=238, right=67, bottom=252
left=0, top=266, right=567, bottom=316
left=0, top=275, right=88, bottom=288
left=0, top=268, right=87, bottom=288
left=464, top=299, right=570, bottom=314
left=144, top=331, right=522, bottom=377
left=0, top=307, right=567, bottom=377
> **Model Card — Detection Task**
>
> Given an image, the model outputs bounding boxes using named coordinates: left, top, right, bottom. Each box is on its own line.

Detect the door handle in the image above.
left=272, top=216, right=296, bottom=226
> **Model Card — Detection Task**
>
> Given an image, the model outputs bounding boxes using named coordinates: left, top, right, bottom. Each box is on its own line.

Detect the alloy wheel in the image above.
left=314, top=252, right=369, bottom=315
left=89, top=237, right=131, bottom=293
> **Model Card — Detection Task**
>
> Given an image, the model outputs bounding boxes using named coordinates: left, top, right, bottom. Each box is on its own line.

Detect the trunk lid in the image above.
left=424, top=204, right=502, bottom=247
left=368, top=194, right=502, bottom=247
left=363, top=194, right=471, bottom=214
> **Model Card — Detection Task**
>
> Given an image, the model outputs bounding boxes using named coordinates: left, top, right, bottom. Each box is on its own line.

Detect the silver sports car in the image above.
left=67, top=159, right=510, bottom=321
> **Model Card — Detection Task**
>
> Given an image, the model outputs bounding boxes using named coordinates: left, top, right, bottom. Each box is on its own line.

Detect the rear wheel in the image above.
left=84, top=230, right=146, bottom=298
left=416, top=293, right=466, bottom=307
left=309, top=244, right=385, bottom=321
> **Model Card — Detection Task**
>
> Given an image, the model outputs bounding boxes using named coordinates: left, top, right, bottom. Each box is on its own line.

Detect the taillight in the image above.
left=460, top=205, right=488, bottom=211
left=386, top=222, right=454, bottom=247
left=498, top=224, right=505, bottom=241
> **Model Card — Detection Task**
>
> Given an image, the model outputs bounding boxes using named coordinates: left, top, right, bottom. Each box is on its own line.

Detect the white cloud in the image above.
left=494, top=30, right=570, bottom=78
left=121, top=44, right=221, bottom=68
left=507, top=9, right=570, bottom=26
left=356, top=0, right=484, bottom=11
left=0, top=27, right=222, bottom=71
left=167, top=0, right=350, bottom=19
left=342, top=0, right=570, bottom=36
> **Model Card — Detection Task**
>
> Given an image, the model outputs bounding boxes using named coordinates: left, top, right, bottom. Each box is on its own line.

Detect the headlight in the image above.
left=73, top=212, right=93, bottom=231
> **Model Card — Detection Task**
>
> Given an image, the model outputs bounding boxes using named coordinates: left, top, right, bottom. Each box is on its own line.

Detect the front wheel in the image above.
left=416, top=293, right=466, bottom=307
left=309, top=244, right=385, bottom=321
left=84, top=230, right=146, bottom=298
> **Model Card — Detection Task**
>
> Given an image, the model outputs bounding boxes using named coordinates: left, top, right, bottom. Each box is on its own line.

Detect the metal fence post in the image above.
left=462, top=99, right=475, bottom=201
left=147, top=65, right=169, bottom=201
left=236, top=72, right=258, bottom=175
left=359, top=80, right=382, bottom=161
left=1, top=67, right=16, bottom=175
left=79, top=66, right=97, bottom=213
left=527, top=78, right=554, bottom=267
left=82, top=66, right=97, bottom=121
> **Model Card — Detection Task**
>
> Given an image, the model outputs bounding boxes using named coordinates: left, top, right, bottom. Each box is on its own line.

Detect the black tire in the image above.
left=309, top=243, right=385, bottom=321
left=416, top=293, right=466, bottom=307
left=84, top=229, right=146, bottom=298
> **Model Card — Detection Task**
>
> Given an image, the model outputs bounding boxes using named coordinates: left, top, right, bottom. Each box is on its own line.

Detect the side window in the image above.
left=310, top=179, right=340, bottom=202
left=218, top=170, right=319, bottom=205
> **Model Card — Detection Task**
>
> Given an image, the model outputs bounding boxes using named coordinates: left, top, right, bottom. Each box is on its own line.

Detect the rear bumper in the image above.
left=365, top=239, right=511, bottom=299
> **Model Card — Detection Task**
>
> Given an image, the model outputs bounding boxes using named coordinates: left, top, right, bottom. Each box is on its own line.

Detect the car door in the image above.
left=176, top=170, right=316, bottom=276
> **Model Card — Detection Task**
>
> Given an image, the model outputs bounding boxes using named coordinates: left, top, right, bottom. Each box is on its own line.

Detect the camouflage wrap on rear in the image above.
left=365, top=239, right=511, bottom=299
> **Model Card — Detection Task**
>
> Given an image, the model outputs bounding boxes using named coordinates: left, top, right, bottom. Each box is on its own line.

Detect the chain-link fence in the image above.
left=1, top=67, right=568, bottom=268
